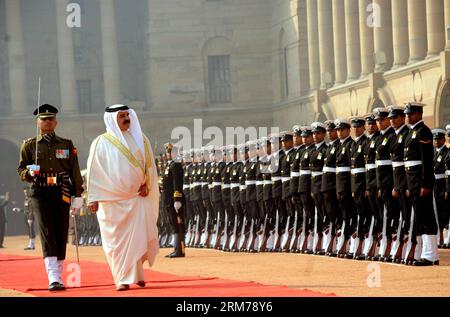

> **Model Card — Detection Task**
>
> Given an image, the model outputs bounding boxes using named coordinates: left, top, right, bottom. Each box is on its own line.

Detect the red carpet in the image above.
left=0, top=254, right=335, bottom=297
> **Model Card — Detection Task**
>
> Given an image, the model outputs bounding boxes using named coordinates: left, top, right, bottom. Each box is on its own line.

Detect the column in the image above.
left=345, top=0, right=361, bottom=81
left=407, top=0, right=427, bottom=63
left=359, top=0, right=374, bottom=77
left=446, top=0, right=450, bottom=49
left=391, top=0, right=409, bottom=68
left=373, top=0, right=393, bottom=72
left=5, top=0, right=28, bottom=115
left=332, top=0, right=347, bottom=85
left=55, top=0, right=78, bottom=113
left=306, top=0, right=320, bottom=90
left=100, top=0, right=121, bottom=106
left=317, top=0, right=335, bottom=88
left=426, top=0, right=445, bottom=58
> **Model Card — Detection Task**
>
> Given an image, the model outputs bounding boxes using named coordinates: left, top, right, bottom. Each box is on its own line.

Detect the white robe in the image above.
left=87, top=131, right=159, bottom=285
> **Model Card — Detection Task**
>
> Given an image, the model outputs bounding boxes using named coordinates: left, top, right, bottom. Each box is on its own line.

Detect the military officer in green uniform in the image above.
left=17, top=104, right=83, bottom=291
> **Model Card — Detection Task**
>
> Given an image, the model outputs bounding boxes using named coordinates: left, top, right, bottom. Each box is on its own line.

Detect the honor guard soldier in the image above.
left=309, top=122, right=328, bottom=254
left=190, top=149, right=205, bottom=247
left=221, top=146, right=233, bottom=250
left=243, top=141, right=259, bottom=252
left=289, top=126, right=305, bottom=253
left=162, top=143, right=185, bottom=258
left=183, top=151, right=194, bottom=235
left=335, top=118, right=355, bottom=257
left=388, top=106, right=411, bottom=263
left=17, top=104, right=83, bottom=291
left=269, top=133, right=286, bottom=251
left=321, top=120, right=341, bottom=256
left=362, top=114, right=381, bottom=259
left=210, top=146, right=226, bottom=249
left=255, top=140, right=267, bottom=240
left=373, top=107, right=399, bottom=262
left=280, top=132, right=295, bottom=251
left=229, top=145, right=244, bottom=251
left=298, top=127, right=316, bottom=253
left=261, top=137, right=276, bottom=250
left=432, top=129, right=448, bottom=248
left=403, top=102, right=439, bottom=266
left=349, top=117, right=368, bottom=259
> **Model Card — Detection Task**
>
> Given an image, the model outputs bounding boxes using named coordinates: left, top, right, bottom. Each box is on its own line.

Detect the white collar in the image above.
left=395, top=124, right=406, bottom=135
left=340, top=136, right=351, bottom=144
left=436, top=146, right=445, bottom=153
left=380, top=126, right=392, bottom=135
left=315, top=140, right=325, bottom=149
left=354, top=134, right=364, bottom=142
left=410, top=120, right=423, bottom=130
left=284, top=147, right=294, bottom=154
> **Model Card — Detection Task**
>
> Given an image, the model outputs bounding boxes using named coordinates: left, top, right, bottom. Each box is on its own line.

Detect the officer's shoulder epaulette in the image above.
left=23, top=137, right=35, bottom=144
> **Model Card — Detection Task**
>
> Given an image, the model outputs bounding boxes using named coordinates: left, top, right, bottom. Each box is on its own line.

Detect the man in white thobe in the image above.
left=86, top=104, right=159, bottom=291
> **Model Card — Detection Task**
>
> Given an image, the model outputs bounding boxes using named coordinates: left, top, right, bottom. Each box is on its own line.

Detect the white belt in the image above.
left=240, top=185, right=247, bottom=191
left=256, top=181, right=264, bottom=186
left=212, top=182, right=222, bottom=187
left=183, top=185, right=190, bottom=190
left=336, top=167, right=351, bottom=173
left=365, top=164, right=376, bottom=170
left=323, top=167, right=336, bottom=173
left=282, top=177, right=291, bottom=183
left=392, top=161, right=405, bottom=168
left=263, top=180, right=272, bottom=185
left=351, top=168, right=365, bottom=174
left=272, top=176, right=282, bottom=182
left=208, top=184, right=213, bottom=189
left=230, top=183, right=240, bottom=189
left=404, top=160, right=422, bottom=168
left=376, top=160, right=393, bottom=166
left=435, top=174, right=445, bottom=180
left=312, top=171, right=323, bottom=177
left=300, top=170, right=312, bottom=176
left=201, top=182, right=208, bottom=186
left=446, top=170, right=450, bottom=176
left=221, top=184, right=231, bottom=189
left=192, top=182, right=202, bottom=187
left=290, top=171, right=300, bottom=177
left=245, top=180, right=257, bottom=186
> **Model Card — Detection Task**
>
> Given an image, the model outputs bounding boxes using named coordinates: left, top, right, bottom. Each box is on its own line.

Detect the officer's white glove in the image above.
left=174, top=201, right=182, bottom=212
left=71, top=197, right=84, bottom=209
left=27, top=164, right=40, bottom=177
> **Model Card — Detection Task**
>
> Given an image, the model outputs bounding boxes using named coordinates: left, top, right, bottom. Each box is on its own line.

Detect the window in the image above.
left=77, top=80, right=92, bottom=113
left=208, top=55, right=231, bottom=104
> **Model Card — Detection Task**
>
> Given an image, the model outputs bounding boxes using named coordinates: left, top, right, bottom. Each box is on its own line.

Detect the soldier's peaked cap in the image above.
left=404, top=102, right=425, bottom=114
left=34, top=104, right=58, bottom=118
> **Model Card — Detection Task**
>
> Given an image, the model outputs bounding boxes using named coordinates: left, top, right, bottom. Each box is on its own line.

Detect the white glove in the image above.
left=27, top=164, right=40, bottom=177
left=174, top=201, right=182, bottom=211
left=71, top=197, right=84, bottom=209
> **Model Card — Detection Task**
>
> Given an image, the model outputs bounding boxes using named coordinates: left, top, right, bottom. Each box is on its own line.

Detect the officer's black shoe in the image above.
left=413, top=258, right=439, bottom=266
left=166, top=252, right=185, bottom=258
left=384, top=255, right=394, bottom=263
left=356, top=254, right=366, bottom=261
left=316, top=250, right=326, bottom=256
left=0, top=245, right=4, bottom=248
left=328, top=252, right=338, bottom=257
left=372, top=254, right=381, bottom=261
left=344, top=252, right=354, bottom=259
left=48, top=282, right=65, bottom=292
left=24, top=246, right=35, bottom=250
